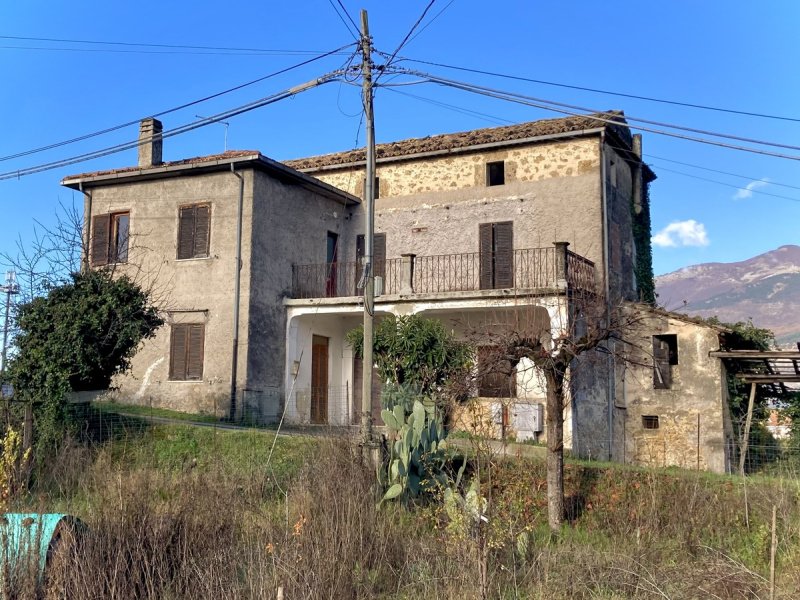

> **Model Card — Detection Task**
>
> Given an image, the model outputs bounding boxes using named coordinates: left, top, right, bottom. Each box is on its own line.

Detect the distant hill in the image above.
left=655, top=245, right=800, bottom=347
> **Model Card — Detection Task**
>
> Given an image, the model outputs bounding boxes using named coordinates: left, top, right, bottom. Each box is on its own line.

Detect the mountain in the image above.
left=655, top=245, right=800, bottom=347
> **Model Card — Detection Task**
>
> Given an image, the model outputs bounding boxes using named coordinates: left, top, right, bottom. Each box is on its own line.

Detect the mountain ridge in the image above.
left=655, top=245, right=800, bottom=347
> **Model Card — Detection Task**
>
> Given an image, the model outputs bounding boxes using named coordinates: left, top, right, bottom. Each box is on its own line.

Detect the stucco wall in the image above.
left=84, top=170, right=257, bottom=415
left=247, top=171, right=352, bottom=419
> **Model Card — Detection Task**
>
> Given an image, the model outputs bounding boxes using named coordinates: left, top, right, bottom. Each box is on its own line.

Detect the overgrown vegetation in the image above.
left=1, top=414, right=797, bottom=599
left=7, top=269, right=162, bottom=456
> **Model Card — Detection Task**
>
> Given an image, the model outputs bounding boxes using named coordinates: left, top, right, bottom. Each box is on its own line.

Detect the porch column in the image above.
left=400, top=253, right=416, bottom=295
left=553, top=241, right=570, bottom=289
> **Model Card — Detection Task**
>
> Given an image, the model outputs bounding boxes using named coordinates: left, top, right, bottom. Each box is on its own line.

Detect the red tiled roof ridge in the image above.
left=62, top=149, right=262, bottom=181
left=284, top=110, right=629, bottom=171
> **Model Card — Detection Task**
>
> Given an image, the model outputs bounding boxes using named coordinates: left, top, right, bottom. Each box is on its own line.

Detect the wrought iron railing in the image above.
left=291, top=246, right=596, bottom=299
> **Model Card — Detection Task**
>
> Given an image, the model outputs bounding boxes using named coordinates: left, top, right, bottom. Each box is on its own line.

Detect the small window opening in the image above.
left=642, top=415, right=659, bottom=430
left=486, top=161, right=505, bottom=186
left=653, top=334, right=678, bottom=389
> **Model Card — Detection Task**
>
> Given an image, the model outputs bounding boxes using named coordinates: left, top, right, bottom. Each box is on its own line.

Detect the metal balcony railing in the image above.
left=290, top=243, right=596, bottom=299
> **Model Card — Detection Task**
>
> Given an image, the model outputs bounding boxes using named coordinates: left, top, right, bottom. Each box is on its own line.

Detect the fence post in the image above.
left=400, top=253, right=416, bottom=295
left=553, top=242, right=569, bottom=289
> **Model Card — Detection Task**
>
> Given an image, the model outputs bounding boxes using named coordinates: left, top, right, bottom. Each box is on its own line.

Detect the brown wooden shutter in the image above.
left=373, top=233, right=386, bottom=279
left=178, top=206, right=195, bottom=259
left=170, top=325, right=188, bottom=380
left=355, top=234, right=365, bottom=292
left=494, top=221, right=514, bottom=289
left=653, top=338, right=671, bottom=389
left=186, top=324, right=205, bottom=380
left=193, top=205, right=210, bottom=258
left=91, top=214, right=111, bottom=267
left=479, top=223, right=493, bottom=290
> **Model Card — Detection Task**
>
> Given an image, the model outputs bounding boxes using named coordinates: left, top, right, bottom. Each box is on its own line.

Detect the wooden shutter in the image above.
left=494, top=221, right=514, bottom=289
left=477, top=346, right=515, bottom=398
left=193, top=205, right=210, bottom=258
left=186, top=324, right=205, bottom=379
left=653, top=338, right=671, bottom=389
left=373, top=233, right=386, bottom=279
left=169, top=325, right=188, bottom=380
left=479, top=223, right=493, bottom=290
left=91, top=214, right=111, bottom=267
left=178, top=206, right=196, bottom=259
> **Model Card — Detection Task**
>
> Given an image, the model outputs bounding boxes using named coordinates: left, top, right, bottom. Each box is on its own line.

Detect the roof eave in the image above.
left=61, top=154, right=359, bottom=205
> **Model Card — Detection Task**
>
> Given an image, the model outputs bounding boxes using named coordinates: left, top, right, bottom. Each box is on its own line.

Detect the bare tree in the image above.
left=466, top=290, right=648, bottom=534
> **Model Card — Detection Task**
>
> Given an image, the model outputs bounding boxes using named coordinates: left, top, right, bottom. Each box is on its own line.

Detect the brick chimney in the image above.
left=138, top=118, right=163, bottom=167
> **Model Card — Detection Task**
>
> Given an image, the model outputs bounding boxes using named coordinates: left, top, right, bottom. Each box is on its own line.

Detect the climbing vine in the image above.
left=631, top=178, right=655, bottom=304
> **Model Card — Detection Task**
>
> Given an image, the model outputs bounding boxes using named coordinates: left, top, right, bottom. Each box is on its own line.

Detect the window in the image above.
left=91, top=211, right=130, bottom=266
left=479, top=221, right=514, bottom=289
left=169, top=323, right=205, bottom=380
left=486, top=161, right=505, bottom=186
left=653, top=334, right=678, bottom=389
left=477, top=346, right=516, bottom=398
left=177, top=204, right=211, bottom=259
left=642, top=415, right=659, bottom=430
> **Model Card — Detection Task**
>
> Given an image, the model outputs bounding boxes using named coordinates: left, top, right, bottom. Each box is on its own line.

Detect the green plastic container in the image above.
left=0, top=513, right=84, bottom=579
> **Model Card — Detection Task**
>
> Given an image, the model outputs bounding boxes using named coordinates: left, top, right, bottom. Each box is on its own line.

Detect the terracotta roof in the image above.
left=62, top=150, right=261, bottom=182
left=284, top=111, right=633, bottom=171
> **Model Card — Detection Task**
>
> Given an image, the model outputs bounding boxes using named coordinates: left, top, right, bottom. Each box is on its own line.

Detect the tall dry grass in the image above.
left=0, top=434, right=797, bottom=599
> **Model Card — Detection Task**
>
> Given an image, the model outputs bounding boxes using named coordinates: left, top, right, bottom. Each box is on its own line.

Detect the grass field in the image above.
left=4, top=407, right=799, bottom=599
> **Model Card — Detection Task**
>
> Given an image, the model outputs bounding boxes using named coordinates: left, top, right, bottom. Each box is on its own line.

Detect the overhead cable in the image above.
left=0, top=43, right=356, bottom=163
left=0, top=71, right=343, bottom=181
left=392, top=55, right=800, bottom=124
left=390, top=67, right=800, bottom=161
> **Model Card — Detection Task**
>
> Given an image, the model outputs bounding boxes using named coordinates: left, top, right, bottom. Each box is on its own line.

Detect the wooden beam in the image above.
left=710, top=350, right=800, bottom=359
left=736, top=374, right=800, bottom=383
left=739, top=382, right=757, bottom=477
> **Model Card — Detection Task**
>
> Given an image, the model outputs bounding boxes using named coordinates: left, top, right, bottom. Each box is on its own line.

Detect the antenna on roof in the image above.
left=195, top=115, right=230, bottom=152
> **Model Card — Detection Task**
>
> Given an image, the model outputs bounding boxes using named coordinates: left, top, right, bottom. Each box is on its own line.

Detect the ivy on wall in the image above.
left=632, top=179, right=655, bottom=304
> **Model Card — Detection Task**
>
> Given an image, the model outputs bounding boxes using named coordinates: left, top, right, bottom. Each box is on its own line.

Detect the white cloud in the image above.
left=734, top=177, right=770, bottom=200
left=651, top=220, right=710, bottom=248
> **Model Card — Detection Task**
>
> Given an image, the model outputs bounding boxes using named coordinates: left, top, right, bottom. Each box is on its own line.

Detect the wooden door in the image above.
left=326, top=232, right=338, bottom=297
left=311, top=335, right=329, bottom=424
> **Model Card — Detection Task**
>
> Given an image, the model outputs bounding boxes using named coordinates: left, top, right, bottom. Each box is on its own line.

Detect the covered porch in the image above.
left=283, top=295, right=575, bottom=446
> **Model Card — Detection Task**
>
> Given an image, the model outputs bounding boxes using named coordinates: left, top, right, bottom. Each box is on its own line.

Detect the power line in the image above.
left=327, top=0, right=360, bottom=41
left=377, top=0, right=437, bottom=80
left=384, top=86, right=513, bottom=126
left=0, top=43, right=356, bottom=163
left=393, top=56, right=800, bottom=124
left=335, top=0, right=360, bottom=37
left=0, top=70, right=344, bottom=181
left=650, top=164, right=800, bottom=203
left=0, top=34, right=344, bottom=55
left=643, top=154, right=800, bottom=192
left=405, top=0, right=456, bottom=46
left=391, top=67, right=800, bottom=161
left=387, top=85, right=800, bottom=198
left=389, top=67, right=800, bottom=152
left=0, top=45, right=335, bottom=56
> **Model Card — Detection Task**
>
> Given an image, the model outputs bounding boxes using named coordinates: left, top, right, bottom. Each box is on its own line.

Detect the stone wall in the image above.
left=618, top=310, right=730, bottom=473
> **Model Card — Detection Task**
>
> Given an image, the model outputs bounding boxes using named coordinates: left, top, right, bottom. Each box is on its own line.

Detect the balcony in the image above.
left=290, top=242, right=596, bottom=300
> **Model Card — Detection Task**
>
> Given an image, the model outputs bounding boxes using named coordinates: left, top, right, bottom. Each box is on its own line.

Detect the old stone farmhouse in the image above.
left=61, top=111, right=735, bottom=473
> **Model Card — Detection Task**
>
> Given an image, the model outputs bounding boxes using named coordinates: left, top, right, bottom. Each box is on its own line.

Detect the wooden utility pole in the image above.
left=360, top=9, right=376, bottom=447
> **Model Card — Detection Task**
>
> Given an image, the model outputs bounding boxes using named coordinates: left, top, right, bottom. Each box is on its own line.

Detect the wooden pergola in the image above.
left=709, top=347, right=800, bottom=475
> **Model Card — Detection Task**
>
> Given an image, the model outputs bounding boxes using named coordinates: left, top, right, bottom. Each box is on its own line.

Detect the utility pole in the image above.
left=360, top=8, right=376, bottom=450
left=0, top=270, right=19, bottom=385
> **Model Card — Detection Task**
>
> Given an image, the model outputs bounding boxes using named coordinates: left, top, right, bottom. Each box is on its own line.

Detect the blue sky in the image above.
left=1, top=1, right=798, bottom=277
